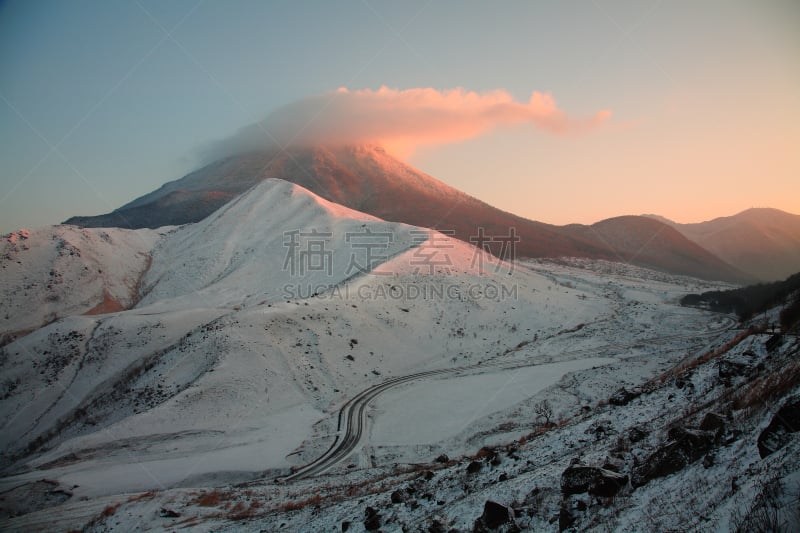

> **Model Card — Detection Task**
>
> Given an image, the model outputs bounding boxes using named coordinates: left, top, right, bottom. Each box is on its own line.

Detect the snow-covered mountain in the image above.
left=64, top=144, right=748, bottom=283
left=3, top=175, right=799, bottom=532
left=1, top=178, right=608, bottom=495
left=647, top=208, right=800, bottom=281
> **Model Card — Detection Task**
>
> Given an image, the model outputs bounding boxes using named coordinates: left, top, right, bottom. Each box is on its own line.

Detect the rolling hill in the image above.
left=647, top=208, right=800, bottom=281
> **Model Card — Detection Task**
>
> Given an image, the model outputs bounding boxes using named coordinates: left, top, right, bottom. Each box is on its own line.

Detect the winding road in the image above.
left=282, top=315, right=736, bottom=481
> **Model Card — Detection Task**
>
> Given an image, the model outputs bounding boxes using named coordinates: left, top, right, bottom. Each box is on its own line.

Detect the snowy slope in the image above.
left=3, top=177, right=768, bottom=532
left=0, top=226, right=161, bottom=345
left=138, top=178, right=423, bottom=310
left=1, top=178, right=607, bottom=498
left=0, top=256, right=746, bottom=532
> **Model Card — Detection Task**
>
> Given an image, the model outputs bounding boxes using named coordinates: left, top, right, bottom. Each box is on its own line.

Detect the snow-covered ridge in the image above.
left=137, top=178, right=499, bottom=311
left=0, top=225, right=161, bottom=345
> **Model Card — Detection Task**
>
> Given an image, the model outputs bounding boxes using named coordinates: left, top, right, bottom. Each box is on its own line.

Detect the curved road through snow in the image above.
left=282, top=315, right=736, bottom=481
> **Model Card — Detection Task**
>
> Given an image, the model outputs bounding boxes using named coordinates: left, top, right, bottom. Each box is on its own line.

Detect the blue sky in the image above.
left=1, top=0, right=798, bottom=233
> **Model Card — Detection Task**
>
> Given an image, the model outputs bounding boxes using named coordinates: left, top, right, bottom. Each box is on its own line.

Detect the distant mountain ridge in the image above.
left=64, top=144, right=750, bottom=283
left=560, top=215, right=750, bottom=284
left=645, top=208, right=800, bottom=281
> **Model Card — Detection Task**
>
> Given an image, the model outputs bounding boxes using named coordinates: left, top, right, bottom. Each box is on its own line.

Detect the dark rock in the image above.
left=341, top=521, right=351, bottom=532
left=561, top=464, right=628, bottom=497
left=718, top=360, right=747, bottom=379
left=703, top=453, right=715, bottom=468
left=757, top=396, right=800, bottom=458
left=559, top=503, right=575, bottom=532
left=498, top=473, right=508, bottom=482
left=632, top=427, right=716, bottom=487
left=424, top=470, right=435, bottom=481
left=699, top=412, right=726, bottom=434
left=609, top=387, right=639, bottom=406
left=390, top=489, right=405, bottom=504
left=428, top=519, right=446, bottom=533
left=477, top=500, right=515, bottom=529
left=602, top=457, right=624, bottom=473
left=159, top=507, right=180, bottom=518
left=479, top=447, right=498, bottom=462
left=558, top=496, right=591, bottom=532
left=765, top=334, right=783, bottom=353
left=435, top=453, right=450, bottom=463
left=628, top=427, right=648, bottom=443
left=364, top=506, right=381, bottom=531
left=667, top=426, right=716, bottom=447
left=467, top=461, right=483, bottom=474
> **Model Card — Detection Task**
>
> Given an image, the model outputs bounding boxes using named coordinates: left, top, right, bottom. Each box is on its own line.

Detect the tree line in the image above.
left=681, top=272, right=800, bottom=331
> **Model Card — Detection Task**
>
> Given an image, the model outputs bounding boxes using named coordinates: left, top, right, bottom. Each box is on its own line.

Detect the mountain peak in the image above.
left=63, top=148, right=754, bottom=283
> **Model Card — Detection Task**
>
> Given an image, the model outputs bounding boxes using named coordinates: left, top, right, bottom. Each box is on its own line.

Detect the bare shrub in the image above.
left=732, top=477, right=791, bottom=533
left=534, top=399, right=553, bottom=425
left=280, top=494, right=322, bottom=512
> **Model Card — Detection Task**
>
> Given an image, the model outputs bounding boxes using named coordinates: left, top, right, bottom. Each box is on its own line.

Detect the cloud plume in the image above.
left=205, top=86, right=611, bottom=160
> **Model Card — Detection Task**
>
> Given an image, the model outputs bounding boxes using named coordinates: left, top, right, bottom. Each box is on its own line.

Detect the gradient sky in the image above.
left=1, top=0, right=798, bottom=234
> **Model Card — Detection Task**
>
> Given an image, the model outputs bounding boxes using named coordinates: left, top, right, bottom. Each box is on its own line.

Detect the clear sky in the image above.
left=1, top=0, right=798, bottom=234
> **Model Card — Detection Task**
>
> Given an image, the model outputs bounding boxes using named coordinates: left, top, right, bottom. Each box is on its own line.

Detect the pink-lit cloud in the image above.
left=205, top=87, right=611, bottom=160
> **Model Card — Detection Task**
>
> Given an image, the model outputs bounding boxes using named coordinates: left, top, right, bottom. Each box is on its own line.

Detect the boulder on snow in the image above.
left=363, top=506, right=381, bottom=531
left=467, top=460, right=483, bottom=474
left=474, top=500, right=516, bottom=531
left=699, top=412, right=726, bottom=434
left=632, top=427, right=716, bottom=487
left=765, top=334, right=783, bottom=353
left=428, top=519, right=447, bottom=533
left=628, top=426, right=648, bottom=443
left=602, top=456, right=624, bottom=473
left=757, top=396, right=800, bottom=458
left=609, top=387, right=640, bottom=406
left=718, top=360, right=748, bottom=380
left=560, top=464, right=628, bottom=497
left=159, top=507, right=180, bottom=518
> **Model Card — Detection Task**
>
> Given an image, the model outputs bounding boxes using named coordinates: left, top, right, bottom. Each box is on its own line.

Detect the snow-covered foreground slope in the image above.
left=0, top=226, right=161, bottom=345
